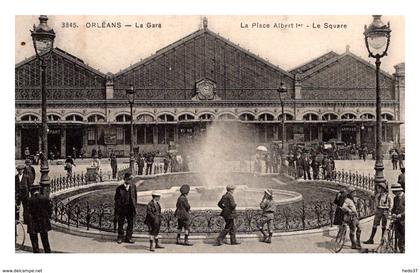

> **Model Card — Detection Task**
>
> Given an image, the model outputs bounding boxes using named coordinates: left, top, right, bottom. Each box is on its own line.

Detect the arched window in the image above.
left=322, top=113, right=338, bottom=121
left=381, top=113, right=394, bottom=121
left=341, top=113, right=357, bottom=120
left=115, top=114, right=131, bottom=122
left=65, top=114, right=83, bottom=122
left=199, top=113, right=214, bottom=120
left=303, top=113, right=319, bottom=121
left=20, top=114, right=39, bottom=121
left=137, top=114, right=154, bottom=122
left=239, top=113, right=255, bottom=121
left=47, top=114, right=61, bottom=121
left=157, top=114, right=175, bottom=122
left=360, top=113, right=375, bottom=120
left=218, top=113, right=236, bottom=120
left=178, top=114, right=195, bottom=121
left=258, top=113, right=274, bottom=121
left=87, top=114, right=105, bottom=123
left=278, top=113, right=294, bottom=121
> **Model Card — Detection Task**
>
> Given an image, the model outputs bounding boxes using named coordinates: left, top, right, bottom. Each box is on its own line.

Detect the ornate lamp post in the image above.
left=31, top=15, right=56, bottom=196
left=364, top=15, right=391, bottom=186
left=277, top=81, right=287, bottom=167
left=126, top=84, right=136, bottom=174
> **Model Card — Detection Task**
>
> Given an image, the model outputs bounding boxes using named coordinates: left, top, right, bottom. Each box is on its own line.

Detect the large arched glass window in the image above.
left=258, top=113, right=274, bottom=121
left=321, top=113, right=338, bottom=121
left=303, top=113, right=319, bottom=121
left=278, top=113, right=294, bottom=121
left=360, top=113, right=375, bottom=120
left=218, top=113, right=236, bottom=120
left=87, top=114, right=105, bottom=123
left=65, top=114, right=83, bottom=122
left=115, top=114, right=131, bottom=122
left=381, top=113, right=394, bottom=121
left=20, top=114, right=39, bottom=121
left=157, top=114, right=175, bottom=122
left=137, top=114, right=155, bottom=122
left=239, top=113, right=255, bottom=121
left=178, top=114, right=195, bottom=121
left=199, top=113, right=215, bottom=121
left=341, top=113, right=357, bottom=120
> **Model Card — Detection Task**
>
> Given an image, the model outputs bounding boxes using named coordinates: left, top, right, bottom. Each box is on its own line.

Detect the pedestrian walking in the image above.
left=144, top=192, right=164, bottom=251
left=391, top=183, right=405, bottom=253
left=137, top=153, right=145, bottom=175
left=163, top=156, right=170, bottom=173
left=332, top=188, right=348, bottom=225
left=257, top=189, right=275, bottom=243
left=146, top=153, right=154, bottom=175
left=114, top=172, right=137, bottom=244
left=64, top=156, right=75, bottom=179
left=24, top=158, right=36, bottom=185
left=110, top=152, right=118, bottom=179
left=24, top=147, right=31, bottom=159
left=174, top=184, right=193, bottom=246
left=215, top=185, right=240, bottom=246
left=302, top=154, right=311, bottom=180
left=27, top=183, right=52, bottom=253
left=72, top=147, right=77, bottom=159
left=15, top=165, right=31, bottom=224
left=391, top=149, right=399, bottom=170
left=398, top=167, right=405, bottom=191
left=363, top=182, right=391, bottom=244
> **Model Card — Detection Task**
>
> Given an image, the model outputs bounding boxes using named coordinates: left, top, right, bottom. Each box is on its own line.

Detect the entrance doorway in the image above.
left=48, top=128, right=61, bottom=158
left=322, top=126, right=338, bottom=142
left=21, top=128, right=39, bottom=158
left=66, top=128, right=83, bottom=158
left=341, top=127, right=357, bottom=144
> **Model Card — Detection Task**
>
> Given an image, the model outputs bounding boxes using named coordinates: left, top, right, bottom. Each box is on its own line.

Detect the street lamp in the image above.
left=31, top=15, right=55, bottom=196
left=364, top=15, right=391, bottom=187
left=277, top=81, right=287, bottom=167
left=126, top=84, right=136, bottom=174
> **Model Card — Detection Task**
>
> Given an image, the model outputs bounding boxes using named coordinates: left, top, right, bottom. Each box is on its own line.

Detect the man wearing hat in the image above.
left=398, top=167, right=405, bottom=191
left=341, top=186, right=362, bottom=249
left=15, top=164, right=31, bottom=224
left=257, top=189, right=276, bottom=243
left=364, top=182, right=392, bottom=244
left=27, top=183, right=52, bottom=253
left=175, top=184, right=193, bottom=246
left=216, top=185, right=240, bottom=246
left=114, top=172, right=137, bottom=244
left=145, top=192, right=164, bottom=251
left=391, top=183, right=405, bottom=253
left=24, top=159, right=36, bottom=186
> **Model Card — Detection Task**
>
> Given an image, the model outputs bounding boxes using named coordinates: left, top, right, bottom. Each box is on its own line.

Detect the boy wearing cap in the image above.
left=257, top=189, right=275, bottom=243
left=341, top=187, right=362, bottom=249
left=364, top=182, right=392, bottom=244
left=391, top=183, right=405, bottom=253
left=175, top=184, right=193, bottom=246
left=114, top=172, right=137, bottom=244
left=145, top=192, right=164, bottom=251
left=216, top=185, right=240, bottom=246
left=27, top=183, right=52, bottom=253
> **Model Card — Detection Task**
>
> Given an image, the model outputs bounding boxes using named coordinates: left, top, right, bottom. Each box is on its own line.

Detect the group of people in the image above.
left=333, top=180, right=405, bottom=252
left=115, top=173, right=276, bottom=251
left=287, top=151, right=336, bottom=181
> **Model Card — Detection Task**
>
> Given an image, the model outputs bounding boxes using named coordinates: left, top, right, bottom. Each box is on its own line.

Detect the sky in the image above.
left=15, top=15, right=404, bottom=74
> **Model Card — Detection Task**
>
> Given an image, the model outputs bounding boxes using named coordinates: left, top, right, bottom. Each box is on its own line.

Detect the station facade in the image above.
left=15, top=20, right=405, bottom=159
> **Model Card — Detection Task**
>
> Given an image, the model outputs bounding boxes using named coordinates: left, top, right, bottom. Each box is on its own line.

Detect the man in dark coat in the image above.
left=27, top=183, right=52, bottom=253
left=114, top=172, right=137, bottom=244
left=15, top=165, right=32, bottom=224
left=110, top=152, right=118, bottom=179
left=144, top=192, right=164, bottom=251
left=175, top=184, right=193, bottom=246
left=137, top=153, right=145, bottom=175
left=391, top=183, right=405, bottom=253
left=302, top=154, right=311, bottom=180
left=24, top=159, right=36, bottom=186
left=333, top=188, right=348, bottom=225
left=398, top=167, right=405, bottom=191
left=216, top=185, right=240, bottom=246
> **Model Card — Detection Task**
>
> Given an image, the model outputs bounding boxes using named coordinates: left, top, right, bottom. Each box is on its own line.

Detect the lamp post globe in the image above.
left=126, top=84, right=136, bottom=175
left=31, top=15, right=55, bottom=196
left=364, top=15, right=391, bottom=188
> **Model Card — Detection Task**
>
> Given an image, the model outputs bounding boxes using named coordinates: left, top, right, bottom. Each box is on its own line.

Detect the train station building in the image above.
left=15, top=19, right=405, bottom=159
